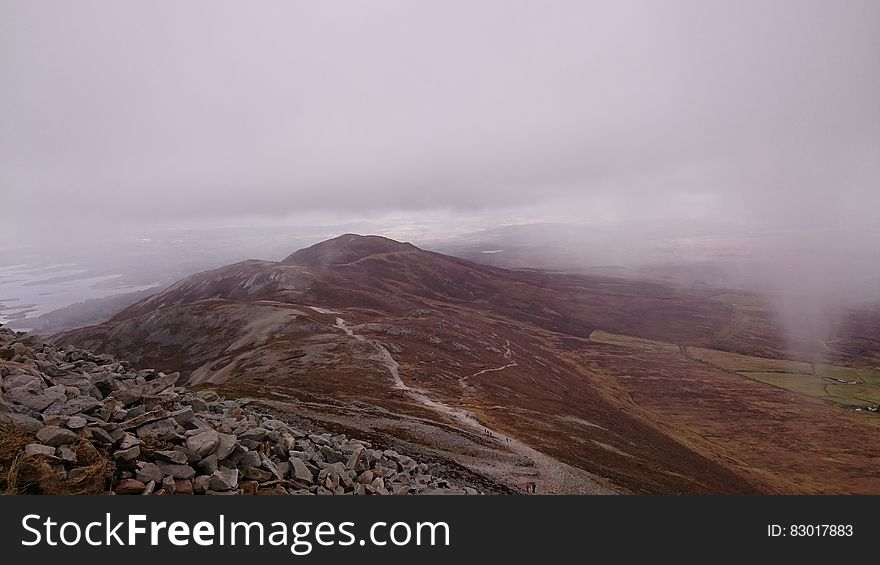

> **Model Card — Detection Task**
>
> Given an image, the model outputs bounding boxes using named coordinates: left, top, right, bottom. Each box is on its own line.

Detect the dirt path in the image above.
left=460, top=340, right=518, bottom=382
left=334, top=316, right=613, bottom=494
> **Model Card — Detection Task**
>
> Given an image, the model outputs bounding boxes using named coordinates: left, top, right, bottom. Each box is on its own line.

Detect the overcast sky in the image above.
left=2, top=0, right=878, bottom=235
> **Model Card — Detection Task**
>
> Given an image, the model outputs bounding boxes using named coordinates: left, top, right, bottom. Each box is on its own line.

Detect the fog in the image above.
left=1, top=1, right=878, bottom=355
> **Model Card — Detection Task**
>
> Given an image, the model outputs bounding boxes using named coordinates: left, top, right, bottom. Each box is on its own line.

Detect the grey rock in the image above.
left=118, top=408, right=167, bottom=430
left=290, top=458, right=314, bottom=483
left=92, top=373, right=118, bottom=396
left=320, top=445, right=347, bottom=464
left=318, top=466, right=340, bottom=490
left=6, top=386, right=64, bottom=411
left=185, top=429, right=219, bottom=458
left=136, top=462, right=164, bottom=484
left=65, top=415, right=88, bottom=430
left=84, top=426, right=114, bottom=444
left=238, top=450, right=261, bottom=469
left=188, top=397, right=208, bottom=412
left=196, top=454, right=219, bottom=475
left=260, top=453, right=282, bottom=479
left=346, top=446, right=365, bottom=470
left=57, top=445, right=77, bottom=464
left=155, top=450, right=188, bottom=464
left=238, top=439, right=260, bottom=451
left=237, top=427, right=267, bottom=442
left=43, top=395, right=101, bottom=416
left=25, top=443, right=57, bottom=457
left=156, top=461, right=196, bottom=480
left=2, top=373, right=43, bottom=391
left=171, top=406, right=194, bottom=425
left=117, top=433, right=140, bottom=451
left=242, top=466, right=272, bottom=482
left=162, top=475, right=177, bottom=495
left=36, top=425, right=80, bottom=446
left=111, top=373, right=178, bottom=406
left=222, top=443, right=247, bottom=467
left=208, top=468, right=239, bottom=491
left=193, top=475, right=211, bottom=494
left=114, top=444, right=141, bottom=462
left=0, top=412, right=43, bottom=432
left=135, top=418, right=178, bottom=440
left=215, top=433, right=237, bottom=460
left=275, top=461, right=291, bottom=479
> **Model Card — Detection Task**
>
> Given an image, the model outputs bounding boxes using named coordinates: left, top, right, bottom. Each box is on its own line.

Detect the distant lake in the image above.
left=0, top=262, right=161, bottom=329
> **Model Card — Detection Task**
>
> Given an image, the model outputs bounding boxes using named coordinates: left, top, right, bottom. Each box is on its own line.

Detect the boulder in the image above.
left=5, top=386, right=64, bottom=411
left=117, top=433, right=140, bottom=450
left=237, top=427, right=267, bottom=442
left=83, top=426, right=114, bottom=445
left=156, top=462, right=196, bottom=480
left=185, top=429, right=219, bottom=458
left=65, top=415, right=88, bottom=430
left=171, top=406, right=194, bottom=425
left=135, top=418, right=178, bottom=440
left=57, top=445, right=77, bottom=464
left=0, top=412, right=43, bottom=432
left=196, top=454, right=219, bottom=475
left=114, top=445, right=141, bottom=462
left=215, top=433, right=237, bottom=460
left=260, top=453, right=282, bottom=479
left=155, top=450, right=188, bottom=465
left=242, top=466, right=272, bottom=482
left=238, top=450, right=261, bottom=469
left=43, top=395, right=101, bottom=416
left=346, top=446, right=365, bottom=470
left=193, top=475, right=211, bottom=494
left=208, top=468, right=239, bottom=491
left=118, top=408, right=167, bottom=430
left=290, top=458, right=314, bottom=483
left=25, top=443, right=57, bottom=457
left=35, top=425, right=79, bottom=446
left=320, top=445, right=347, bottom=464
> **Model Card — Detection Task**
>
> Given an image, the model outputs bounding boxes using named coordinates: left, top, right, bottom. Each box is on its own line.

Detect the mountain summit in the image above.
left=282, top=234, right=418, bottom=266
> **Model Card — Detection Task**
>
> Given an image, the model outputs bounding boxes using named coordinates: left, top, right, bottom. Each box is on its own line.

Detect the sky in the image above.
left=2, top=0, right=878, bottom=236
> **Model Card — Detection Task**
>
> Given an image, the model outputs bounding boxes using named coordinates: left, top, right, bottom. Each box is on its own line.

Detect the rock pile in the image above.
left=0, top=326, right=471, bottom=495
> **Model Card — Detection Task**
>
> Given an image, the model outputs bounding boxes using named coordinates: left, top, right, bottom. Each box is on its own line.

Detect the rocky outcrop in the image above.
left=0, top=326, right=472, bottom=495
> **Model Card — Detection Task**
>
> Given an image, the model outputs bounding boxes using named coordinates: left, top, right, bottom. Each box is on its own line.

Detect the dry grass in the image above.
left=687, top=346, right=813, bottom=373
left=0, top=424, right=115, bottom=495
left=589, top=330, right=681, bottom=353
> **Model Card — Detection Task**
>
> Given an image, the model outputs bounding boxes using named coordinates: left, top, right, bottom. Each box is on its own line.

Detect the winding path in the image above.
left=334, top=316, right=613, bottom=494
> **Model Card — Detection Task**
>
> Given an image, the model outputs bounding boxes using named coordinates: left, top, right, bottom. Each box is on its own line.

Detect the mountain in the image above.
left=283, top=233, right=419, bottom=266
left=57, top=234, right=880, bottom=494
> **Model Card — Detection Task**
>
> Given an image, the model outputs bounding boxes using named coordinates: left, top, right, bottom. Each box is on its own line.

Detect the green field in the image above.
left=591, top=330, right=880, bottom=410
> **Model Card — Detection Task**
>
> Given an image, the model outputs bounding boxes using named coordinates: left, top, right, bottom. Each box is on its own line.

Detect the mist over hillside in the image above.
left=2, top=1, right=878, bottom=496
